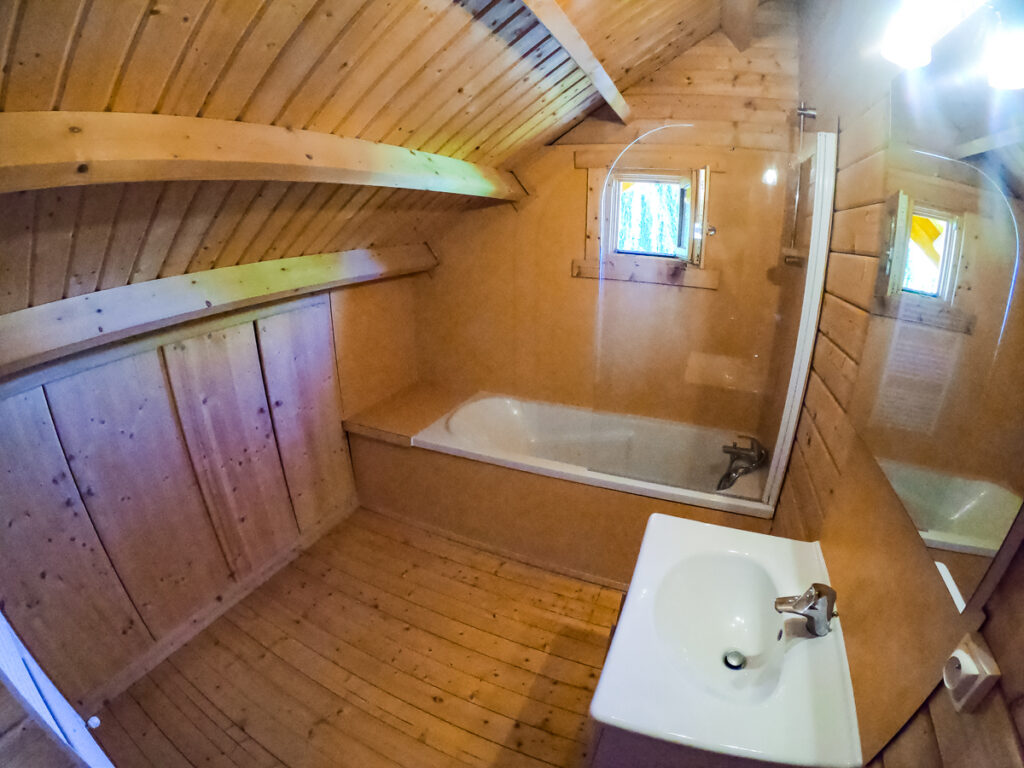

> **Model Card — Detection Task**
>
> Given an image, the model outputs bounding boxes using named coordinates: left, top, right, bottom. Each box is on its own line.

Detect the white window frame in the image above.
left=884, top=192, right=964, bottom=305
left=604, top=166, right=711, bottom=268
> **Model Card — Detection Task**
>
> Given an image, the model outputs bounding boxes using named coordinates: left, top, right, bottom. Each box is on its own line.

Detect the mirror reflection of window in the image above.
left=903, top=210, right=958, bottom=298
left=882, top=192, right=964, bottom=306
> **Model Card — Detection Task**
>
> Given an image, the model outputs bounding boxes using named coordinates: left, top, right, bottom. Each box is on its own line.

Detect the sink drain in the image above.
left=723, top=650, right=747, bottom=670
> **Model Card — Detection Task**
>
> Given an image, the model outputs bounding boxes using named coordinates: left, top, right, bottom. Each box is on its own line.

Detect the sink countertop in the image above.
left=590, top=513, right=862, bottom=767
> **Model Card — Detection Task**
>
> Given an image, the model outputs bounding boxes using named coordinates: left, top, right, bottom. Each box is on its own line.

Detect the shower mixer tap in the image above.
left=716, top=435, right=768, bottom=491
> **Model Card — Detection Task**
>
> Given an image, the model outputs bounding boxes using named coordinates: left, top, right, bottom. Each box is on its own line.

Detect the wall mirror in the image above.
left=846, top=14, right=1024, bottom=607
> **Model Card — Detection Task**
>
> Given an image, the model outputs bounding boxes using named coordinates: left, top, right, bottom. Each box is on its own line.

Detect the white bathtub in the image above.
left=412, top=394, right=773, bottom=518
left=879, top=459, right=1022, bottom=556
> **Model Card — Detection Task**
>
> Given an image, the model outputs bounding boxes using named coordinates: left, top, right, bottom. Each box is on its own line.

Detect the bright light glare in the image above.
left=762, top=168, right=778, bottom=186
left=986, top=26, right=1024, bottom=90
left=880, top=0, right=986, bottom=69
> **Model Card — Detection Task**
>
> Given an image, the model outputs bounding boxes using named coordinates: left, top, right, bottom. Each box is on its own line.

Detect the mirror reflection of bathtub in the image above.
left=413, top=393, right=772, bottom=518
left=878, top=459, right=1022, bottom=556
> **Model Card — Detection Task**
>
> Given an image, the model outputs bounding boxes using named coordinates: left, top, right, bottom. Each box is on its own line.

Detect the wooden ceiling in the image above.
left=0, top=0, right=718, bottom=168
left=0, top=0, right=729, bottom=315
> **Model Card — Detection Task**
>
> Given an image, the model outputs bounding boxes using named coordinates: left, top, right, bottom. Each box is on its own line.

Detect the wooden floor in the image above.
left=93, top=509, right=622, bottom=768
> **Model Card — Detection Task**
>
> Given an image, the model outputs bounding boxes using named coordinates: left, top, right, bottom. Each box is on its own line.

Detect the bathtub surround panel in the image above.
left=414, top=393, right=772, bottom=516
left=349, top=434, right=770, bottom=587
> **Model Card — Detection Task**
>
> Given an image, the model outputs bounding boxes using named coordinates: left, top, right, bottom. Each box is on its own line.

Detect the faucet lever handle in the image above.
left=811, top=582, right=837, bottom=613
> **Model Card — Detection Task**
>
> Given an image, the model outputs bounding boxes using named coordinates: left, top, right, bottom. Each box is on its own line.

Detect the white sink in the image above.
left=591, top=514, right=861, bottom=767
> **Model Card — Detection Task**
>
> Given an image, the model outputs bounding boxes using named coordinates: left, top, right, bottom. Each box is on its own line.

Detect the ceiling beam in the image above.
left=952, top=125, right=1024, bottom=159
left=520, top=0, right=631, bottom=124
left=0, top=112, right=525, bottom=201
left=0, top=244, right=436, bottom=381
left=721, top=0, right=758, bottom=52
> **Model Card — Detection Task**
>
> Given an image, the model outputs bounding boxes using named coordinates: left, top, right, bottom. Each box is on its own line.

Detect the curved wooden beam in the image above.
left=520, top=0, right=631, bottom=124
left=0, top=112, right=525, bottom=200
left=0, top=244, right=436, bottom=381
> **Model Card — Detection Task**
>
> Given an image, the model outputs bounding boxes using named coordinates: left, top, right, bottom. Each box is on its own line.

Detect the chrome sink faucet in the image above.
left=774, top=583, right=838, bottom=637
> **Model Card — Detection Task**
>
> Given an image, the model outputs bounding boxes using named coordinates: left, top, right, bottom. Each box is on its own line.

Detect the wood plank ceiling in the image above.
left=0, top=0, right=724, bottom=316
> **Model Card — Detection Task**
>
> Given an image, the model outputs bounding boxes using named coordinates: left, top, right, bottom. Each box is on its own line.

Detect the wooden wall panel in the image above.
left=256, top=300, right=358, bottom=533
left=0, top=388, right=153, bottom=705
left=331, top=277, right=420, bottom=419
left=163, top=323, right=300, bottom=577
left=31, top=187, right=82, bottom=307
left=350, top=435, right=770, bottom=588
left=1, top=0, right=85, bottom=112
left=0, top=190, right=34, bottom=314
left=44, top=351, right=233, bottom=638
left=0, top=719, right=81, bottom=768
left=64, top=183, right=124, bottom=298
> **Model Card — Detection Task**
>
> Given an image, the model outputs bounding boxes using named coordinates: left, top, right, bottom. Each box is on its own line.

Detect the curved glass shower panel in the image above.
left=580, top=122, right=826, bottom=513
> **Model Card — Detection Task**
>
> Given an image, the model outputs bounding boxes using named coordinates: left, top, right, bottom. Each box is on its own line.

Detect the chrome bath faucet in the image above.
left=716, top=435, right=768, bottom=491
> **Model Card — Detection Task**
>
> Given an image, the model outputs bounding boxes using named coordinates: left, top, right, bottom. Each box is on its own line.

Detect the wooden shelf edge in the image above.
left=571, top=257, right=721, bottom=290
left=0, top=245, right=437, bottom=380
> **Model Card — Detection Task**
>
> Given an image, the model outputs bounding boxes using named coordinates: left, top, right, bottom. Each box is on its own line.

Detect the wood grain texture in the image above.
left=0, top=112, right=525, bottom=200
left=256, top=300, right=357, bottom=533
left=0, top=719, right=82, bottom=768
left=0, top=0, right=730, bottom=314
left=883, top=704, right=943, bottom=768
left=163, top=323, right=299, bottom=577
left=44, top=351, right=233, bottom=639
left=0, top=244, right=436, bottom=379
left=0, top=387, right=153, bottom=705
left=520, top=0, right=629, bottom=122
left=94, top=508, right=614, bottom=768
left=929, top=685, right=1024, bottom=768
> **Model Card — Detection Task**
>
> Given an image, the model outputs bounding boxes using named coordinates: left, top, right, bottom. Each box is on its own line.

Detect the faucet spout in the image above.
left=774, top=583, right=837, bottom=637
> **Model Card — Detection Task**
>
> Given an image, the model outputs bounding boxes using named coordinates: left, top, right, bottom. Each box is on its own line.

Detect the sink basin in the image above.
left=591, top=514, right=861, bottom=767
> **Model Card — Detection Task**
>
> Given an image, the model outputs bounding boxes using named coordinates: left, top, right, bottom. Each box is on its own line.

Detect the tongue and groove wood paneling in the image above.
left=43, top=350, right=233, bottom=639
left=0, top=181, right=452, bottom=315
left=0, top=387, right=153, bottom=706
left=163, top=322, right=300, bottom=577
left=0, top=284, right=383, bottom=713
left=0, top=0, right=728, bottom=315
left=256, top=301, right=357, bottom=534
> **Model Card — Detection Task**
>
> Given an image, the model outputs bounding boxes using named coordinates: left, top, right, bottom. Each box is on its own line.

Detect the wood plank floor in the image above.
left=93, top=508, right=622, bottom=768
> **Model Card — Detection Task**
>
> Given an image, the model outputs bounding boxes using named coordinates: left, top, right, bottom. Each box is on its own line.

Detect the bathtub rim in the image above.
left=413, top=391, right=775, bottom=520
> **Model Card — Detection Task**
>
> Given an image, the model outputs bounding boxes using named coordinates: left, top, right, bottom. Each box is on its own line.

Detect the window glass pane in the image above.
left=616, top=181, right=685, bottom=257
left=903, top=213, right=948, bottom=296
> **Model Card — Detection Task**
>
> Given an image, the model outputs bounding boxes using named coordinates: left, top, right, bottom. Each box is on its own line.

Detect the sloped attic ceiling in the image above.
left=0, top=0, right=725, bottom=314
left=1, top=0, right=721, bottom=168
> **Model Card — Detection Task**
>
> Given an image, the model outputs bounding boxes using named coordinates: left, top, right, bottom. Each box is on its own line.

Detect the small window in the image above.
left=614, top=178, right=690, bottom=258
left=606, top=167, right=711, bottom=267
left=882, top=192, right=963, bottom=304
